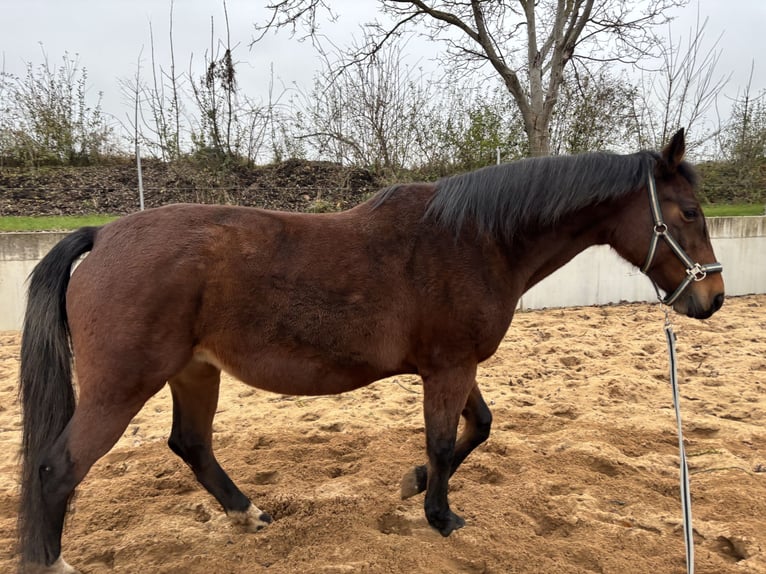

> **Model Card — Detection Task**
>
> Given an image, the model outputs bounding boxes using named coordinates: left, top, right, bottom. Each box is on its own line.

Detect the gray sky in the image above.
left=1, top=0, right=763, bottom=145
left=0, top=1, right=372, bottom=126
left=668, top=0, right=765, bottom=95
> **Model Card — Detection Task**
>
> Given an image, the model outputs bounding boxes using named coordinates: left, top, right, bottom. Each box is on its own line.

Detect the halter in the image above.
left=640, top=172, right=723, bottom=306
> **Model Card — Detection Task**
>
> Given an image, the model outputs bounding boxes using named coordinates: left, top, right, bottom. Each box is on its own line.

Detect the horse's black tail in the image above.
left=17, top=226, right=97, bottom=566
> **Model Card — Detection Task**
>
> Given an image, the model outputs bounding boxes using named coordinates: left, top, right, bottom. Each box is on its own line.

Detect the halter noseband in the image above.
left=640, top=171, right=723, bottom=306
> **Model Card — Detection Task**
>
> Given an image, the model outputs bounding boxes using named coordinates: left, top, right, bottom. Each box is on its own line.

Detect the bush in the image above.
left=0, top=50, right=114, bottom=167
left=696, top=159, right=766, bottom=204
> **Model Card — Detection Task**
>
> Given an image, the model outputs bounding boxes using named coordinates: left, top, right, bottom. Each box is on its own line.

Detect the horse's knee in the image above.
left=168, top=377, right=217, bottom=467
left=167, top=424, right=191, bottom=457
left=168, top=432, right=208, bottom=468
left=474, top=406, right=492, bottom=443
left=167, top=434, right=183, bottom=459
left=167, top=427, right=191, bottom=460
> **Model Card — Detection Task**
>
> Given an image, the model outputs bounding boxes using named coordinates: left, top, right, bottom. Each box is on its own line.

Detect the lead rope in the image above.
left=658, top=299, right=695, bottom=574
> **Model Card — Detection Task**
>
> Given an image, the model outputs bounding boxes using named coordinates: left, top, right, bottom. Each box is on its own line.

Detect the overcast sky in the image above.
left=1, top=0, right=763, bottom=144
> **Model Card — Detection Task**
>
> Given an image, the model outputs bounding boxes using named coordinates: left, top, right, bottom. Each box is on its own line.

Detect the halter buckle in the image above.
left=653, top=222, right=668, bottom=235
left=687, top=263, right=707, bottom=282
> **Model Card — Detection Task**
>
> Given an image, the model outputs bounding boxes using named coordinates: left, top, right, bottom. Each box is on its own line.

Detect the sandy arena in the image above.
left=1, top=296, right=765, bottom=573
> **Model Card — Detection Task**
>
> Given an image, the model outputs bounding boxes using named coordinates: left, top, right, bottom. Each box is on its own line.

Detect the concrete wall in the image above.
left=1, top=217, right=764, bottom=331
left=0, top=232, right=68, bottom=332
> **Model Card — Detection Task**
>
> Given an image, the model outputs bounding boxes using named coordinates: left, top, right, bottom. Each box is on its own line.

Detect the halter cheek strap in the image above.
left=640, top=172, right=723, bottom=306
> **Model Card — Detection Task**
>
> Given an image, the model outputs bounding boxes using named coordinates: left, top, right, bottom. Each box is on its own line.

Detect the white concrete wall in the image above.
left=1, top=217, right=764, bottom=331
left=0, top=232, right=68, bottom=332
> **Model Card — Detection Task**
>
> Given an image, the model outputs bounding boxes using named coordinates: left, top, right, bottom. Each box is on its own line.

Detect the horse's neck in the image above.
left=509, top=210, right=614, bottom=294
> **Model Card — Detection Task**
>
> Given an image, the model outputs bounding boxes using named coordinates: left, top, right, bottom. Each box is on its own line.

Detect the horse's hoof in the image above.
left=54, top=557, right=79, bottom=574
left=227, top=504, right=273, bottom=532
left=400, top=465, right=427, bottom=499
left=429, top=510, right=466, bottom=537
left=22, top=557, right=80, bottom=574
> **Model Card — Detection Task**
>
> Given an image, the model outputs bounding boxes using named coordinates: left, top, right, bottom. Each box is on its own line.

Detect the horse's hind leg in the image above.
left=401, top=382, right=492, bottom=500
left=167, top=358, right=272, bottom=532
left=26, top=381, right=162, bottom=574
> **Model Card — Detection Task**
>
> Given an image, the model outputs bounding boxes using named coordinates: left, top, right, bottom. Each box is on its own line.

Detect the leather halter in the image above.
left=640, top=172, right=723, bottom=306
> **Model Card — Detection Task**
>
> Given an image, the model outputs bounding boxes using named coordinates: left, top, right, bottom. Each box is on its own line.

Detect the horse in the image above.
left=17, top=129, right=723, bottom=573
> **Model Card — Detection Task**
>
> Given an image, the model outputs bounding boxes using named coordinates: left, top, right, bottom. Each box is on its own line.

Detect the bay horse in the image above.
left=17, top=129, right=724, bottom=573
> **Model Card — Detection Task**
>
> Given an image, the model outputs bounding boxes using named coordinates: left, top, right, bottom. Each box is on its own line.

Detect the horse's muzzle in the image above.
left=680, top=291, right=724, bottom=319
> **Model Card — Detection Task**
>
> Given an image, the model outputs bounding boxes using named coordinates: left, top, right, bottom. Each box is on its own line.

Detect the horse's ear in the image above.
left=661, top=128, right=686, bottom=172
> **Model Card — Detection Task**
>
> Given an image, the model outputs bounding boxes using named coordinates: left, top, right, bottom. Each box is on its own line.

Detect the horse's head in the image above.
left=617, top=129, right=725, bottom=319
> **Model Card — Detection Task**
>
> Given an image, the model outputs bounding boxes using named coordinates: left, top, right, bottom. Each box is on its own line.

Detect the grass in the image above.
left=0, top=204, right=762, bottom=232
left=0, top=214, right=119, bottom=232
left=703, top=203, right=765, bottom=217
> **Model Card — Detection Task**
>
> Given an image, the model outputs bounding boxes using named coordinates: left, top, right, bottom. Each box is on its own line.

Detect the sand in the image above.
left=1, top=296, right=765, bottom=573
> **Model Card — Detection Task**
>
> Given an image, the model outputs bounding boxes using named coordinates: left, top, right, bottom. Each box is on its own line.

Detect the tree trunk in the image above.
left=526, top=121, right=551, bottom=157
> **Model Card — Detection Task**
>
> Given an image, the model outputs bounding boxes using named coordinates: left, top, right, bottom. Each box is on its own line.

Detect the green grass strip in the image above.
left=0, top=214, right=119, bottom=232
left=703, top=204, right=765, bottom=217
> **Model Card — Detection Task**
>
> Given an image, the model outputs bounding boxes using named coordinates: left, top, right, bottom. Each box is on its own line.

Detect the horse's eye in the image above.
left=682, top=209, right=698, bottom=221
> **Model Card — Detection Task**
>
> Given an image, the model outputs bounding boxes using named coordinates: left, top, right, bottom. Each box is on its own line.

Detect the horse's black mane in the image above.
left=372, top=151, right=697, bottom=241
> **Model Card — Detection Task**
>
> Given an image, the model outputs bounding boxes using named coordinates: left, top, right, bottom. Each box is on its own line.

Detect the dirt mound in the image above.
left=1, top=297, right=765, bottom=573
left=0, top=159, right=382, bottom=216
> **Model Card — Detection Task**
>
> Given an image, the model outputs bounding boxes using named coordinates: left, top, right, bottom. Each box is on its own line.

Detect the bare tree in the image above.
left=142, top=2, right=185, bottom=161
left=189, top=7, right=266, bottom=164
left=290, top=34, right=439, bottom=174
left=189, top=15, right=231, bottom=160
left=630, top=11, right=728, bottom=156
left=189, top=4, right=291, bottom=165
left=256, top=0, right=687, bottom=156
left=117, top=50, right=146, bottom=208
left=549, top=67, right=638, bottom=155
left=117, top=1, right=286, bottom=165
left=168, top=0, right=182, bottom=157
left=287, top=37, right=528, bottom=176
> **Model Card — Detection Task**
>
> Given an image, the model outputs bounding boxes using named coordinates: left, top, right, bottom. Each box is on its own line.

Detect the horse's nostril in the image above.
left=713, top=293, right=724, bottom=311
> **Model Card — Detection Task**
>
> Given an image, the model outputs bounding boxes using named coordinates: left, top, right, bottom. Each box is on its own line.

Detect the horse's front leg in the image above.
left=420, top=364, right=476, bottom=536
left=401, top=383, right=492, bottom=500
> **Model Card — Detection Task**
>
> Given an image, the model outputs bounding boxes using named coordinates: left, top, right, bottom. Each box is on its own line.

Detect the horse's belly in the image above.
left=194, top=346, right=395, bottom=396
